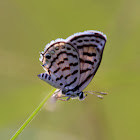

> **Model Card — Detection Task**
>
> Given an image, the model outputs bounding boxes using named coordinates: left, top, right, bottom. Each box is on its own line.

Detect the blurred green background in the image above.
left=0, top=0, right=140, bottom=140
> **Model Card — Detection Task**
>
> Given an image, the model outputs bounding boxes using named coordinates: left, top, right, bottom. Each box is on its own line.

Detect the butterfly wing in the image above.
left=38, top=41, right=80, bottom=91
left=66, top=30, right=107, bottom=91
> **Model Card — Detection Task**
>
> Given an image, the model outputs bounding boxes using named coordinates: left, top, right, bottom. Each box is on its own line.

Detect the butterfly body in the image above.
left=38, top=30, right=107, bottom=101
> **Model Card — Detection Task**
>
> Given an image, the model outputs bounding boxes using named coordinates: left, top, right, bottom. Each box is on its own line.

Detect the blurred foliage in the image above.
left=0, top=0, right=140, bottom=140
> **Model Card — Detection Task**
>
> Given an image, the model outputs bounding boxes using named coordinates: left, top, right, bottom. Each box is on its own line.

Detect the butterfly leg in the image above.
left=51, top=89, right=71, bottom=101
left=57, top=96, right=71, bottom=101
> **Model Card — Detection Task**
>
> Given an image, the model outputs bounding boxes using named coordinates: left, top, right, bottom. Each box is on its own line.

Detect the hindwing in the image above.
left=66, top=30, right=107, bottom=91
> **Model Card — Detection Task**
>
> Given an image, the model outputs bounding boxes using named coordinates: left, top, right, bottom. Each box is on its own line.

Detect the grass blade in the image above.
left=10, top=89, right=55, bottom=140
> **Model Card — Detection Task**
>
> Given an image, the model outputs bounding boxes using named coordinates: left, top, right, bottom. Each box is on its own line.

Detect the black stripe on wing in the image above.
left=57, top=58, right=68, bottom=65
left=54, top=67, right=60, bottom=73
left=69, top=62, right=78, bottom=66
left=49, top=51, right=78, bottom=69
left=64, top=77, right=77, bottom=88
left=70, top=34, right=106, bottom=42
left=76, top=73, right=93, bottom=89
left=79, top=58, right=94, bottom=65
left=56, top=75, right=63, bottom=81
left=83, top=52, right=96, bottom=57
left=80, top=68, right=92, bottom=74
left=77, top=44, right=98, bottom=49
left=62, top=67, right=70, bottom=71
left=65, top=70, right=78, bottom=79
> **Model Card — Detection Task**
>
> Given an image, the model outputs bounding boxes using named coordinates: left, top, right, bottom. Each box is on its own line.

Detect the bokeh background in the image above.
left=0, top=0, right=140, bottom=140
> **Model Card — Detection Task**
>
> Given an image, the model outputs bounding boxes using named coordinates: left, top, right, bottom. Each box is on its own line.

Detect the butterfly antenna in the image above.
left=83, top=91, right=108, bottom=99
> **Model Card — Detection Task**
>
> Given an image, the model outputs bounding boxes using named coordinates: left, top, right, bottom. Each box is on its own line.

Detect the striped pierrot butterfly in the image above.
left=38, top=30, right=107, bottom=101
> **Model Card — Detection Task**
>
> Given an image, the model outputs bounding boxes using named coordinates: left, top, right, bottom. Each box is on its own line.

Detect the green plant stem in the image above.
left=10, top=89, right=56, bottom=140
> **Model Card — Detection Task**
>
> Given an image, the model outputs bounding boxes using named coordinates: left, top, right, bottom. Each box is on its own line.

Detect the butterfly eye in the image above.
left=45, top=53, right=51, bottom=59
left=79, top=94, right=83, bottom=99
left=78, top=92, right=85, bottom=100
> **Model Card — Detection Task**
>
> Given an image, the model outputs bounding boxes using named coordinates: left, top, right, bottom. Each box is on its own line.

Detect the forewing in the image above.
left=66, top=30, right=107, bottom=91
left=39, top=41, right=80, bottom=90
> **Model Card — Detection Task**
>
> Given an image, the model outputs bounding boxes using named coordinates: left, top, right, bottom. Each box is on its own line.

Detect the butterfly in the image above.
left=38, top=30, right=107, bottom=101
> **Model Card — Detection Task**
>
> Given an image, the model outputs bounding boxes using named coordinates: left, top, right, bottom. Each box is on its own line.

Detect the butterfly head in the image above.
left=77, top=92, right=87, bottom=101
